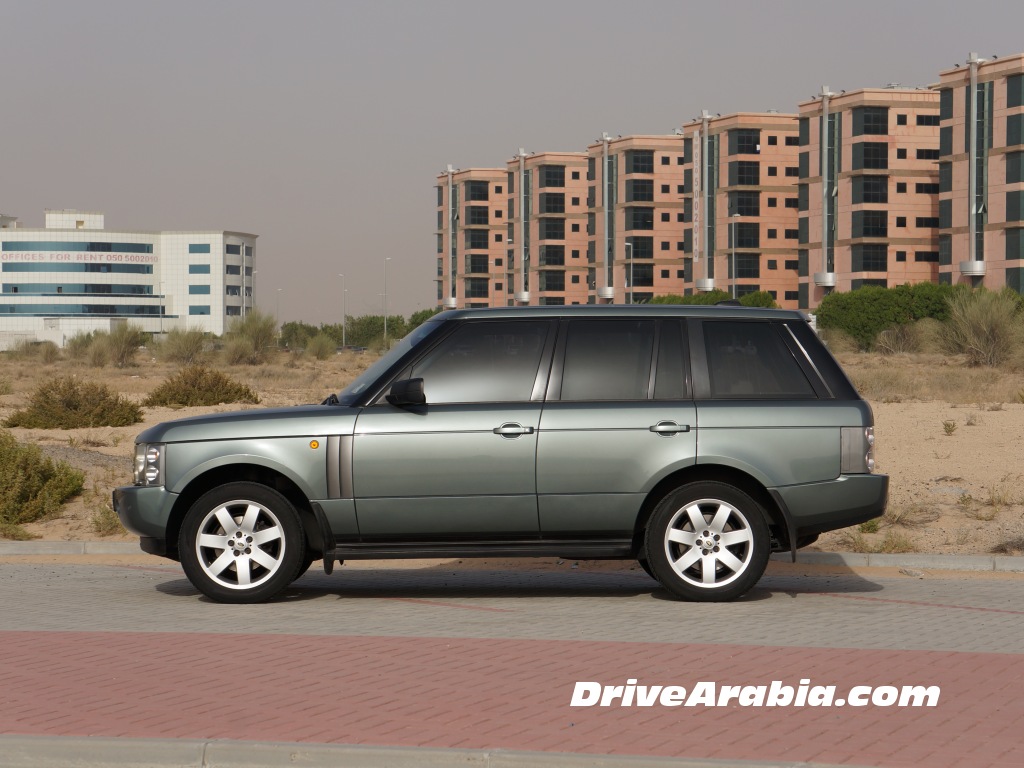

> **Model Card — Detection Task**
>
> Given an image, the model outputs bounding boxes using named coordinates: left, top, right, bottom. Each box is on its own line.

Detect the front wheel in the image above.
left=644, top=481, right=770, bottom=602
left=179, top=482, right=306, bottom=603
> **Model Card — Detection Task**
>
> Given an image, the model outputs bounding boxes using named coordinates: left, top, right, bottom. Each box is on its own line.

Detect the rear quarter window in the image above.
left=704, top=321, right=815, bottom=399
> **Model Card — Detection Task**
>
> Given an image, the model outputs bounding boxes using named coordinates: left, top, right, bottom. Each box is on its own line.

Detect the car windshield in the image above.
left=335, top=320, right=442, bottom=405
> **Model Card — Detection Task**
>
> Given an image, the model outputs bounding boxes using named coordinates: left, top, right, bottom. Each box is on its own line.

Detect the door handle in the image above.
left=649, top=420, right=690, bottom=436
left=493, top=422, right=535, bottom=438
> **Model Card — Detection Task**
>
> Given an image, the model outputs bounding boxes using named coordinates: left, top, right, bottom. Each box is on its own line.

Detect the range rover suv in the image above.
left=115, top=306, right=887, bottom=603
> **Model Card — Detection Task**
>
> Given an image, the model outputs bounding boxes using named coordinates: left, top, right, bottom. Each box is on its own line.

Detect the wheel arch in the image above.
left=632, top=464, right=792, bottom=556
left=166, top=465, right=323, bottom=561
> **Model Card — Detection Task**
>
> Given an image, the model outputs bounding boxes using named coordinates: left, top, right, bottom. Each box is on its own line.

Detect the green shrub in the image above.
left=144, top=365, right=259, bottom=407
left=305, top=334, right=336, bottom=361
left=4, top=377, right=143, bottom=429
left=816, top=283, right=959, bottom=350
left=0, top=430, right=85, bottom=539
left=158, top=327, right=209, bottom=365
left=225, top=311, right=277, bottom=364
left=942, top=288, right=1023, bottom=367
left=108, top=323, right=147, bottom=368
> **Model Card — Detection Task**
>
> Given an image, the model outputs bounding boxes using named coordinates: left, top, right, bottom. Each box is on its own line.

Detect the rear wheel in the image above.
left=644, top=481, right=770, bottom=602
left=179, top=482, right=306, bottom=603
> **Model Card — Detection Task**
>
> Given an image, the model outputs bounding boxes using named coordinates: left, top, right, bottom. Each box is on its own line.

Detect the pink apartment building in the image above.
left=678, top=113, right=802, bottom=308
left=796, top=87, right=941, bottom=309
left=935, top=53, right=1024, bottom=293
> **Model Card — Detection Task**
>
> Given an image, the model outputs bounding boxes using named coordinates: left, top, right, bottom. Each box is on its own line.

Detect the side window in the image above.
left=704, top=321, right=815, bottom=399
left=560, top=320, right=655, bottom=401
left=654, top=320, right=687, bottom=400
left=409, top=321, right=549, bottom=404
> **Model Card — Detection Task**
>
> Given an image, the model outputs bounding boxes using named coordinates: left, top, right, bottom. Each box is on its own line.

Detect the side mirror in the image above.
left=385, top=378, right=426, bottom=407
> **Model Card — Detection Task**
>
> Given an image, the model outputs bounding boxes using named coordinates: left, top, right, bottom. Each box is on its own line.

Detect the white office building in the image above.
left=0, top=210, right=257, bottom=347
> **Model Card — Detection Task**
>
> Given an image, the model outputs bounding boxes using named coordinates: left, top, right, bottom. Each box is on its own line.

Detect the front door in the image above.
left=352, top=319, right=554, bottom=539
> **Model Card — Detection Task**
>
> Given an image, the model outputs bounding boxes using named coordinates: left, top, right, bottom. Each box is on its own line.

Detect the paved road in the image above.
left=1, top=558, right=1022, bottom=767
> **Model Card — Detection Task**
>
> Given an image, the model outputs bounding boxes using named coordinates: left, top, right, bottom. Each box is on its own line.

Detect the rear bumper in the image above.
left=772, top=474, right=889, bottom=537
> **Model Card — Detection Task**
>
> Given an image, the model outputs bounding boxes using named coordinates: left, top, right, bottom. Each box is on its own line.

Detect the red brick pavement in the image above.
left=1, top=630, right=1021, bottom=767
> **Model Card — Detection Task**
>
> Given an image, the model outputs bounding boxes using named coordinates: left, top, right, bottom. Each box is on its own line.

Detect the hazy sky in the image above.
left=4, top=0, right=1023, bottom=323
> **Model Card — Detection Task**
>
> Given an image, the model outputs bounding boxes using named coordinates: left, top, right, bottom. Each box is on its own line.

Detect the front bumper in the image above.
left=113, top=485, right=179, bottom=557
left=773, top=473, right=889, bottom=537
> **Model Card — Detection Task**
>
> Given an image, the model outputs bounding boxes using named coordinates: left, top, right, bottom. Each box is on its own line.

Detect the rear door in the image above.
left=535, top=317, right=697, bottom=537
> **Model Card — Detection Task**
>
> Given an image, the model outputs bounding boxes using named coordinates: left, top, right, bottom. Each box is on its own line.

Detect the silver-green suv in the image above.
left=115, top=306, right=886, bottom=603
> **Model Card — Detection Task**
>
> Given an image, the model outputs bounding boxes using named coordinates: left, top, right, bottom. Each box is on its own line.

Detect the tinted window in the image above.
left=410, top=321, right=549, bottom=404
left=560, top=320, right=654, bottom=401
left=704, top=322, right=814, bottom=399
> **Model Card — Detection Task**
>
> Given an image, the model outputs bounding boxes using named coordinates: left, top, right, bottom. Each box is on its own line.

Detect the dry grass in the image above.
left=883, top=504, right=940, bottom=528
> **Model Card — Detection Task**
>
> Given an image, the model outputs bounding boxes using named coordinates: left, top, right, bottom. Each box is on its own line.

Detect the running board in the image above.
left=329, top=539, right=635, bottom=561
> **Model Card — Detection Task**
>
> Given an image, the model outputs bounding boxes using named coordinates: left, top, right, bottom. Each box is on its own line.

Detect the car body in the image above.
left=115, top=305, right=887, bottom=603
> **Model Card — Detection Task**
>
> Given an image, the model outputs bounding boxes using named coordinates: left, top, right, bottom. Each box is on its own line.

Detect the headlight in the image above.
left=134, top=443, right=165, bottom=486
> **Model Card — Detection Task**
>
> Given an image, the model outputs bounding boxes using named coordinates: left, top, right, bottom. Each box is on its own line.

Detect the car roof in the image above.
left=434, top=305, right=808, bottom=322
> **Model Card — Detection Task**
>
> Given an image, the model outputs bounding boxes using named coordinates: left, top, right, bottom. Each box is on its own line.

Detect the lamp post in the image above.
left=338, top=273, right=347, bottom=347
left=251, top=270, right=257, bottom=314
left=730, top=213, right=741, bottom=300
left=383, top=256, right=392, bottom=348
left=624, top=241, right=633, bottom=304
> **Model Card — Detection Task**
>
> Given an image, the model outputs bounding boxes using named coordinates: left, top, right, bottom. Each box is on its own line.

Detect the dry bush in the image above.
left=225, top=311, right=277, bottom=365
left=911, top=318, right=945, bottom=354
left=818, top=327, right=860, bottom=354
left=144, top=365, right=259, bottom=407
left=3, top=377, right=143, bottom=429
left=108, top=324, right=147, bottom=368
left=7, top=339, right=39, bottom=360
left=157, top=327, right=209, bottom=365
left=942, top=288, right=1024, bottom=367
left=0, top=378, right=11, bottom=397
left=65, top=331, right=97, bottom=360
left=877, top=531, right=916, bottom=554
left=90, top=501, right=126, bottom=536
left=875, top=324, right=917, bottom=355
left=88, top=335, right=111, bottom=368
left=991, top=537, right=1024, bottom=555
left=305, top=334, right=336, bottom=361
left=883, top=504, right=939, bottom=528
left=0, top=430, right=85, bottom=539
left=38, top=341, right=61, bottom=364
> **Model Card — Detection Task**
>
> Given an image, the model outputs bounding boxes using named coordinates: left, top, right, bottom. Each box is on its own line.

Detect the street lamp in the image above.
left=624, top=241, right=633, bottom=305
left=338, top=273, right=347, bottom=347
left=383, top=257, right=392, bottom=348
left=730, top=213, right=741, bottom=300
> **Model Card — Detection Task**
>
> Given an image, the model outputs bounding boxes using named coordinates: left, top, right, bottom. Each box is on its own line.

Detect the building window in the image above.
left=465, top=254, right=489, bottom=273
left=897, top=148, right=907, bottom=159
left=188, top=264, right=211, bottom=274
left=226, top=265, right=241, bottom=275
left=538, top=218, right=566, bottom=239
left=661, top=184, right=670, bottom=194
left=916, top=149, right=940, bottom=160
left=729, top=161, right=760, bottom=186
left=785, top=198, right=799, bottom=209
left=732, top=222, right=760, bottom=248
left=853, top=107, right=888, bottom=136
left=225, top=244, right=241, bottom=255
left=226, top=285, right=241, bottom=296
left=661, top=212, right=670, bottom=222
left=916, top=183, right=940, bottom=194
left=895, top=251, right=907, bottom=262
left=466, top=206, right=489, bottom=225
left=571, top=197, right=579, bottom=206
left=661, top=156, right=670, bottom=165
left=539, top=165, right=565, bottom=188
left=915, top=251, right=939, bottom=262
left=571, top=223, right=580, bottom=232
left=465, top=229, right=489, bottom=250
left=729, top=129, right=761, bottom=155
left=1009, top=114, right=1024, bottom=147
left=767, top=166, right=778, bottom=177
left=784, top=229, right=799, bottom=239
left=464, top=278, right=489, bottom=298
left=785, top=166, right=799, bottom=177
left=189, top=244, right=211, bottom=254
left=625, top=150, right=654, bottom=174
left=189, top=305, right=211, bottom=315
left=784, top=259, right=799, bottom=270
left=917, top=217, right=941, bottom=228
left=854, top=142, right=888, bottom=170
left=729, top=191, right=760, bottom=216
left=1006, top=152, right=1024, bottom=184
left=767, top=135, right=778, bottom=146
left=853, top=175, right=888, bottom=204
left=1009, top=74, right=1024, bottom=109
left=767, top=197, right=777, bottom=208
left=660, top=241, right=670, bottom=251
left=785, top=136, right=799, bottom=146
left=917, top=114, right=940, bottom=127
left=766, top=229, right=777, bottom=239
left=896, top=182, right=907, bottom=193
left=852, top=210, right=888, bottom=238
left=852, top=244, right=887, bottom=272
left=625, top=208, right=654, bottom=230
left=189, top=284, right=211, bottom=295
left=625, top=179, right=654, bottom=202
left=896, top=217, right=907, bottom=228
left=465, top=180, right=489, bottom=201
left=896, top=114, right=907, bottom=126
left=539, top=192, right=565, bottom=214
left=734, top=254, right=760, bottom=278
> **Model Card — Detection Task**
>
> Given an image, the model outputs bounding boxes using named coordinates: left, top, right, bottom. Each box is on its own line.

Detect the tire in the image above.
left=636, top=556, right=657, bottom=580
left=179, top=482, right=306, bottom=603
left=644, top=481, right=770, bottom=602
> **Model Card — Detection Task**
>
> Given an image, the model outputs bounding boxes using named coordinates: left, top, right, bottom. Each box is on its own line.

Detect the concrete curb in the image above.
left=770, top=551, right=1024, bottom=572
left=0, top=735, right=864, bottom=768
left=0, top=540, right=1021, bottom=573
